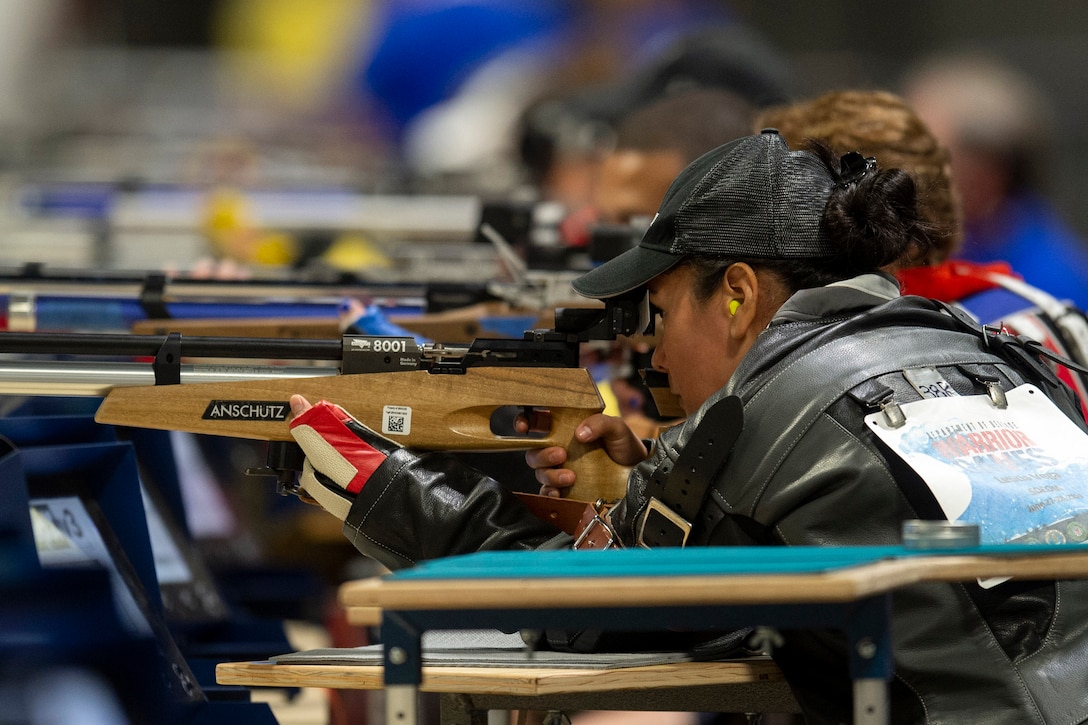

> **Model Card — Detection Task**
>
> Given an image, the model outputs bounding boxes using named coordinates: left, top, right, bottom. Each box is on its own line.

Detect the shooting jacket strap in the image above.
left=637, top=395, right=744, bottom=548
left=516, top=491, right=619, bottom=550
left=516, top=493, right=598, bottom=535
left=567, top=396, right=743, bottom=550
left=941, top=300, right=1088, bottom=377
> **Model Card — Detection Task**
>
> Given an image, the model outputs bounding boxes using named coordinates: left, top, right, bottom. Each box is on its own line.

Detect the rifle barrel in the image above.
left=0, top=269, right=429, bottom=301
left=0, top=332, right=344, bottom=360
left=0, top=359, right=336, bottom=397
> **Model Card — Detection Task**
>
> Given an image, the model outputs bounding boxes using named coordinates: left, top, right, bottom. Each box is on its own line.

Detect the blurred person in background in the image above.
left=524, top=21, right=793, bottom=252
left=594, top=88, right=760, bottom=228
left=568, top=85, right=764, bottom=253
left=901, top=52, right=1088, bottom=314
left=351, top=0, right=744, bottom=192
left=518, top=22, right=794, bottom=210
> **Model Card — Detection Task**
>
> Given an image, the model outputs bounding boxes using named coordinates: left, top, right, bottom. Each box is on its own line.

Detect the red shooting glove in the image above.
left=289, top=399, right=403, bottom=521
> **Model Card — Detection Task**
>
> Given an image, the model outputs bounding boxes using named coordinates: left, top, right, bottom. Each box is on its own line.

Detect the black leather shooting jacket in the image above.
left=339, top=274, right=1088, bottom=725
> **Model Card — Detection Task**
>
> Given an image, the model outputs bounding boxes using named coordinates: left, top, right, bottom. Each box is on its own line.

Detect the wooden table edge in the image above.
left=215, top=659, right=785, bottom=695
left=338, top=552, right=1088, bottom=610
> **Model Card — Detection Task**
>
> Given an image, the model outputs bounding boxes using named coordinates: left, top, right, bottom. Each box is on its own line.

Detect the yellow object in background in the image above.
left=204, top=187, right=261, bottom=262
left=320, top=234, right=391, bottom=271
left=205, top=186, right=390, bottom=271
left=251, top=233, right=297, bottom=267
left=597, top=378, right=622, bottom=418
left=204, top=186, right=249, bottom=238
left=213, top=0, right=372, bottom=112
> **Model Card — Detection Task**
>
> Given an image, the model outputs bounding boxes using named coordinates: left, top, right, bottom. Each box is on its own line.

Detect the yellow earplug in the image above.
left=728, top=299, right=741, bottom=316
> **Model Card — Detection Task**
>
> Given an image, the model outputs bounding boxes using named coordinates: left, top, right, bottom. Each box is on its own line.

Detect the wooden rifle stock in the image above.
left=94, top=366, right=629, bottom=503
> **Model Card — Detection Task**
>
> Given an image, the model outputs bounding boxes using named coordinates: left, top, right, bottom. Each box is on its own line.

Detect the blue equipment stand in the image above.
left=2, top=410, right=280, bottom=723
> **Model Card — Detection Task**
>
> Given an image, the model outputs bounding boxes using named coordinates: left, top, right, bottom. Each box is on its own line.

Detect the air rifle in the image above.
left=0, top=263, right=424, bottom=334
left=0, top=296, right=649, bottom=504
left=0, top=263, right=579, bottom=343
left=129, top=300, right=560, bottom=343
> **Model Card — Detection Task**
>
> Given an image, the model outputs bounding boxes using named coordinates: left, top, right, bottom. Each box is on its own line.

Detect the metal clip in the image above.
left=879, top=396, right=906, bottom=429
left=984, top=380, right=1008, bottom=409
left=981, top=324, right=1002, bottom=348
left=637, top=497, right=692, bottom=548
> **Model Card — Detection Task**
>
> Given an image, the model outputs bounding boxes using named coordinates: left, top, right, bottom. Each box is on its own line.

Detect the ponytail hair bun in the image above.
left=809, top=140, right=936, bottom=274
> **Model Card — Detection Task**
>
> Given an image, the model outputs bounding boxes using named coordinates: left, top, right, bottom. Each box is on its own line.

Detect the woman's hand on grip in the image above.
left=523, top=413, right=648, bottom=497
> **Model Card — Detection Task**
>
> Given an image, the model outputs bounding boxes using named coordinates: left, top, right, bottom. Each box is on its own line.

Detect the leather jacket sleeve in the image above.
left=341, top=448, right=570, bottom=570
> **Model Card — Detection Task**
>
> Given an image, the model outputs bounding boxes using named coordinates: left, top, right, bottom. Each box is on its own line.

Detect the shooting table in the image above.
left=218, top=544, right=1088, bottom=724
left=215, top=658, right=796, bottom=723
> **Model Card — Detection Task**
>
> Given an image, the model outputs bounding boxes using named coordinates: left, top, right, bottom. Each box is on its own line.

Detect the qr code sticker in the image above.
left=382, top=405, right=412, bottom=436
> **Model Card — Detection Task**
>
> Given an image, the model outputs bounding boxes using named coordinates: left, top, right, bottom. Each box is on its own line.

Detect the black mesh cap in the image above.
left=572, top=129, right=836, bottom=299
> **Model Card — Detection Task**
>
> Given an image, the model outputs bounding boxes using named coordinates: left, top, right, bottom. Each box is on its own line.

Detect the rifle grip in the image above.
left=564, top=435, right=630, bottom=504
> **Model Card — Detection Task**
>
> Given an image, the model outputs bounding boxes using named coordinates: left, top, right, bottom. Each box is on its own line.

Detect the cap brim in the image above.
left=571, top=244, right=681, bottom=299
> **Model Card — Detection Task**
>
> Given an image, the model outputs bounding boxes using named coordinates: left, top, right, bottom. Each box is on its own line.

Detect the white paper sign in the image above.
left=30, top=496, right=152, bottom=635
left=866, top=384, right=1088, bottom=547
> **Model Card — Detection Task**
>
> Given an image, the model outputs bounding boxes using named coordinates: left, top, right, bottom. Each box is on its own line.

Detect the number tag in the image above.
left=866, top=384, right=1088, bottom=551
left=903, top=366, right=959, bottom=399
left=29, top=496, right=153, bottom=634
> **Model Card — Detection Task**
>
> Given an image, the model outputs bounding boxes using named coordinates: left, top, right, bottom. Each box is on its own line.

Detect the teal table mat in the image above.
left=389, top=543, right=1087, bottom=581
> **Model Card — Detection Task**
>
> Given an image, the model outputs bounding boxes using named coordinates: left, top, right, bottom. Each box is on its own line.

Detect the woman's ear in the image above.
left=721, top=263, right=761, bottom=340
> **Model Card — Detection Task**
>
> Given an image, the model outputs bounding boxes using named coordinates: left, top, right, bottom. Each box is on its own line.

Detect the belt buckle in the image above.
left=637, top=497, right=692, bottom=548
left=572, top=501, right=620, bottom=550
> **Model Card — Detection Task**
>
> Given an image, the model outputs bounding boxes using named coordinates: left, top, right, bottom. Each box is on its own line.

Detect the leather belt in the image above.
left=516, top=492, right=620, bottom=550
left=572, top=499, right=619, bottom=550
left=516, top=492, right=597, bottom=534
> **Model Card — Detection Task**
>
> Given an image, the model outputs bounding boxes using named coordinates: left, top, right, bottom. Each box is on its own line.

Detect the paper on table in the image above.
left=271, top=628, right=694, bottom=669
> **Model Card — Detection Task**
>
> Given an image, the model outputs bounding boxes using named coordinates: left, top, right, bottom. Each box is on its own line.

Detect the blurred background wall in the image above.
left=745, top=0, right=1088, bottom=251
left=1, top=0, right=1087, bottom=270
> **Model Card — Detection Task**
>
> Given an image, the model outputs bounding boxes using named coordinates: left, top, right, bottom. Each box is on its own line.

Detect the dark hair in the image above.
left=614, top=88, right=756, bottom=164
left=756, top=89, right=961, bottom=264
left=684, top=138, right=935, bottom=303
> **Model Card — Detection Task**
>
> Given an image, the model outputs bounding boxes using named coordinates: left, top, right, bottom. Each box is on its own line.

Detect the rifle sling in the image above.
left=517, top=492, right=621, bottom=550
left=637, top=394, right=744, bottom=548
left=516, top=492, right=599, bottom=536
